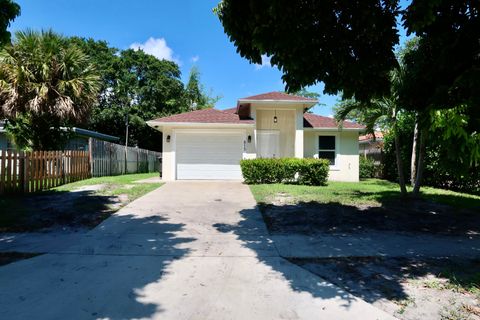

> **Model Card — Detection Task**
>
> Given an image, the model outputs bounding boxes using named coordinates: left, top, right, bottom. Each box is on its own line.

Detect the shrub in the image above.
left=359, top=157, right=376, bottom=179
left=240, top=158, right=329, bottom=186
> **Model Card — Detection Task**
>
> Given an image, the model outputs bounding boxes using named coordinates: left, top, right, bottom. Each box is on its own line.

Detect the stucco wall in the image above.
left=304, top=130, right=359, bottom=182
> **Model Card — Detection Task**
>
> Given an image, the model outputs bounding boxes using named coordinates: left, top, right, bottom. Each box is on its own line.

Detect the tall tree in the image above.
left=0, top=30, right=100, bottom=150
left=0, top=0, right=20, bottom=46
left=216, top=0, right=400, bottom=100
left=68, top=37, right=189, bottom=151
left=185, top=66, right=219, bottom=110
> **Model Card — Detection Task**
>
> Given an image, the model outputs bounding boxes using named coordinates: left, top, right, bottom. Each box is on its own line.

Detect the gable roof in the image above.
left=149, top=108, right=254, bottom=125
left=240, top=91, right=317, bottom=102
left=304, top=113, right=364, bottom=129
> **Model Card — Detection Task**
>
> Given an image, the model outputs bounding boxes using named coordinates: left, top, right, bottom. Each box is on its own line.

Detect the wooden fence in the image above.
left=0, top=150, right=90, bottom=193
left=89, top=138, right=162, bottom=177
left=0, top=139, right=162, bottom=194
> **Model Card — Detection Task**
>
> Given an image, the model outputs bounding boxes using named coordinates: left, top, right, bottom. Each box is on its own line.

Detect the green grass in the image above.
left=52, top=172, right=162, bottom=206
left=52, top=172, right=159, bottom=192
left=249, top=179, right=480, bottom=210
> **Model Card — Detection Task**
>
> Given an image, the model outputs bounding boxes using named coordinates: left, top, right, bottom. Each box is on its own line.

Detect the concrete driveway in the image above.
left=0, top=181, right=394, bottom=320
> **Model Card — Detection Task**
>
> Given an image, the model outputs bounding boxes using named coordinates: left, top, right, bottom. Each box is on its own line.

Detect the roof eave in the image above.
left=147, top=121, right=255, bottom=130
left=237, top=99, right=317, bottom=107
left=304, top=127, right=366, bottom=132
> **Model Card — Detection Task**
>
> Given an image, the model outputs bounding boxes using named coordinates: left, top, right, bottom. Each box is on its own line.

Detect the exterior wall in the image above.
left=160, top=125, right=251, bottom=181
left=304, top=130, right=360, bottom=182
left=255, top=109, right=295, bottom=158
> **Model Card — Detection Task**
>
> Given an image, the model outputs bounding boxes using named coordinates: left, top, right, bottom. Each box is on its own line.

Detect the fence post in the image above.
left=88, top=138, right=93, bottom=177
left=18, top=151, right=24, bottom=193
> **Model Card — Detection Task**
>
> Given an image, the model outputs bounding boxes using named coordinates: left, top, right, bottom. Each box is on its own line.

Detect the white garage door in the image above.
left=176, top=131, right=244, bottom=180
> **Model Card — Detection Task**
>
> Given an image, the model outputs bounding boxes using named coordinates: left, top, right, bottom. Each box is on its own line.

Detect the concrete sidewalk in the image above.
left=0, top=181, right=394, bottom=320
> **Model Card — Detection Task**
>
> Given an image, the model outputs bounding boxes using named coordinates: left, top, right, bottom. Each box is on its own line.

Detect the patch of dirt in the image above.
left=0, top=252, right=41, bottom=266
left=4, top=184, right=130, bottom=232
left=261, top=199, right=480, bottom=236
left=290, top=257, right=480, bottom=320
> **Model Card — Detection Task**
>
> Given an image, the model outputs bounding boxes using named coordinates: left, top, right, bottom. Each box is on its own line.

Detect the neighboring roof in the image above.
left=304, top=113, right=365, bottom=129
left=359, top=132, right=384, bottom=142
left=221, top=107, right=238, bottom=114
left=240, top=91, right=317, bottom=102
left=0, top=120, right=119, bottom=141
left=68, top=127, right=120, bottom=142
left=149, top=108, right=255, bottom=125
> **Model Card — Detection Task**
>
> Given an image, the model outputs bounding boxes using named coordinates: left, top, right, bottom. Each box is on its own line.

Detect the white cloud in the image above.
left=254, top=55, right=272, bottom=70
left=129, top=37, right=180, bottom=64
left=190, top=55, right=200, bottom=63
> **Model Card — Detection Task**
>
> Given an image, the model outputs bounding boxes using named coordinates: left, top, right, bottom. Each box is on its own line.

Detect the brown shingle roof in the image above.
left=221, top=107, right=237, bottom=114
left=303, top=113, right=364, bottom=129
left=241, top=91, right=317, bottom=102
left=359, top=132, right=384, bottom=141
left=150, top=108, right=254, bottom=124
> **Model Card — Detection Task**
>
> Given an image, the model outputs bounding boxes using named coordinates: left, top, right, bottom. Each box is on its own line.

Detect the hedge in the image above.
left=240, top=158, right=330, bottom=186
left=359, top=157, right=376, bottom=179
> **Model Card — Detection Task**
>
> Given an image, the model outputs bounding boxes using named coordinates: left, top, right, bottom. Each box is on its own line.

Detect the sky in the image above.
left=9, top=0, right=410, bottom=117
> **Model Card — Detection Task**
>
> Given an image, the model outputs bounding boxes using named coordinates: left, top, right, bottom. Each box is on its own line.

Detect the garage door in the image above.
left=176, top=131, right=244, bottom=180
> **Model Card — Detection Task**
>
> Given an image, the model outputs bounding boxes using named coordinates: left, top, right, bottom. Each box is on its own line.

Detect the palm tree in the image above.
left=335, top=67, right=408, bottom=196
left=0, top=29, right=100, bottom=149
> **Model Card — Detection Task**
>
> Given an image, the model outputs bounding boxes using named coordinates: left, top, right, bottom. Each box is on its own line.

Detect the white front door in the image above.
left=175, top=131, right=244, bottom=180
left=257, top=130, right=280, bottom=158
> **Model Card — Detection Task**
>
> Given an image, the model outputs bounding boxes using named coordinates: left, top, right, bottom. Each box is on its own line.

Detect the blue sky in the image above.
left=10, top=0, right=410, bottom=116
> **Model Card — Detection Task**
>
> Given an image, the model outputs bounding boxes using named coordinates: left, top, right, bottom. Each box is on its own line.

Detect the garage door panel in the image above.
left=176, top=132, right=244, bottom=180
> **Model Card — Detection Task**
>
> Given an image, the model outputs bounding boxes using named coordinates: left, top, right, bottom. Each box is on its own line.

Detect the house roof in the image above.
left=304, top=113, right=364, bottom=129
left=149, top=108, right=363, bottom=130
left=359, top=132, right=384, bottom=142
left=149, top=108, right=254, bottom=125
left=240, top=91, right=317, bottom=102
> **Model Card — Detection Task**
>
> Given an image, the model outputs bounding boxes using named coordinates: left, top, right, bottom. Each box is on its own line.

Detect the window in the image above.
left=318, top=135, right=336, bottom=165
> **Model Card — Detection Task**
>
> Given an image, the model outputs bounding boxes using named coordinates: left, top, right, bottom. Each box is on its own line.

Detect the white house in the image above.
left=147, top=92, right=364, bottom=181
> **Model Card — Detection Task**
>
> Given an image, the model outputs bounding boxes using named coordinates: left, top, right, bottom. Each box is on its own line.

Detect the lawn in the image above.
left=250, top=179, right=480, bottom=210
left=0, top=172, right=162, bottom=232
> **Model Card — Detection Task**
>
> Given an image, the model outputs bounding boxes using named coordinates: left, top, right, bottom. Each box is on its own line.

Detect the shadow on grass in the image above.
left=259, top=188, right=480, bottom=235
left=290, top=256, right=480, bottom=306
left=1, top=188, right=130, bottom=232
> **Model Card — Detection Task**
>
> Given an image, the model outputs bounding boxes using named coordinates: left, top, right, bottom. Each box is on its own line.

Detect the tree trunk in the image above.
left=393, top=109, right=407, bottom=196
left=412, top=128, right=427, bottom=196
left=410, top=114, right=419, bottom=186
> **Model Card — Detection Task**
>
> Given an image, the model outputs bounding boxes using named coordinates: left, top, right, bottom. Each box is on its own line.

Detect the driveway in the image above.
left=0, top=181, right=394, bottom=320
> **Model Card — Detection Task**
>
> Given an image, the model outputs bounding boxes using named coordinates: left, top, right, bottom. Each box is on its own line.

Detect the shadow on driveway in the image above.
left=0, top=213, right=196, bottom=320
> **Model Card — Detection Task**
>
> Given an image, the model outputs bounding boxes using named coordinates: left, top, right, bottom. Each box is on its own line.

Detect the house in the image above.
left=359, top=131, right=384, bottom=164
left=147, top=92, right=364, bottom=181
left=0, top=121, right=119, bottom=151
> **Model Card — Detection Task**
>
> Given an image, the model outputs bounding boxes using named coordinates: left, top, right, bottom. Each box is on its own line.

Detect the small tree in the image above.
left=0, top=30, right=100, bottom=150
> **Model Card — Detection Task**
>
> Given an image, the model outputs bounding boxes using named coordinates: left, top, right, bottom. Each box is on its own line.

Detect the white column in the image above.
left=294, top=107, right=304, bottom=158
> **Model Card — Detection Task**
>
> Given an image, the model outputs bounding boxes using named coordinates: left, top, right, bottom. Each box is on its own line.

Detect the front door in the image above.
left=257, top=130, right=280, bottom=158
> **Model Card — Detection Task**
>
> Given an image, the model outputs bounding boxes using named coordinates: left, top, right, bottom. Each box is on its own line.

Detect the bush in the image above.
left=359, top=157, right=376, bottom=179
left=240, top=158, right=329, bottom=186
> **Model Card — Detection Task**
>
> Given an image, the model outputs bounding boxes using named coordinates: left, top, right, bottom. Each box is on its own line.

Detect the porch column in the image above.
left=294, top=107, right=304, bottom=158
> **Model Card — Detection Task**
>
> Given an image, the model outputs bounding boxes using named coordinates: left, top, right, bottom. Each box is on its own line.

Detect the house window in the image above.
left=318, top=135, right=336, bottom=165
